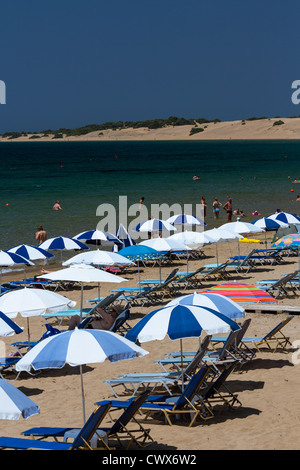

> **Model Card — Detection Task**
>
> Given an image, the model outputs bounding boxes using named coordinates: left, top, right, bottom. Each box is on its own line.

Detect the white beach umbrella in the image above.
left=0, top=288, right=76, bottom=319
left=139, top=237, right=192, bottom=274
left=219, top=221, right=264, bottom=257
left=139, top=238, right=191, bottom=253
left=0, top=379, right=39, bottom=420
left=37, top=264, right=127, bottom=319
left=62, top=249, right=135, bottom=267
left=220, top=221, right=264, bottom=235
left=168, top=231, right=215, bottom=249
left=204, top=228, right=243, bottom=264
left=0, top=288, right=76, bottom=344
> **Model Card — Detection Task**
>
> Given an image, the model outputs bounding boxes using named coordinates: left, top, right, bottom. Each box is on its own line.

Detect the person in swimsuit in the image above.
left=212, top=197, right=222, bottom=220
left=223, top=198, right=233, bottom=222
left=68, top=306, right=122, bottom=330
left=36, top=225, right=47, bottom=244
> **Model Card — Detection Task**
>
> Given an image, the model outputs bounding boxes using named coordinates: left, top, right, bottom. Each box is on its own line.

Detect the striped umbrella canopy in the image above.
left=267, top=212, right=300, bottom=225
left=135, top=218, right=177, bottom=233
left=0, top=379, right=39, bottom=420
left=126, top=304, right=239, bottom=343
left=0, top=312, right=23, bottom=337
left=251, top=218, right=288, bottom=231
left=201, top=282, right=278, bottom=303
left=39, top=236, right=88, bottom=251
left=16, top=328, right=148, bottom=423
left=166, top=292, right=245, bottom=319
left=7, top=244, right=54, bottom=261
left=166, top=214, right=206, bottom=226
left=73, top=230, right=121, bottom=246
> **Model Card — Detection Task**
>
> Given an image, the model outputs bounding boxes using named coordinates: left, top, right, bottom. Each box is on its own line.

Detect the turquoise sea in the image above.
left=0, top=139, right=300, bottom=251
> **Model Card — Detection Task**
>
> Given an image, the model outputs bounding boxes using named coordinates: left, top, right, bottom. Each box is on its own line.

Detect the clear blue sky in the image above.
left=1, top=0, right=300, bottom=133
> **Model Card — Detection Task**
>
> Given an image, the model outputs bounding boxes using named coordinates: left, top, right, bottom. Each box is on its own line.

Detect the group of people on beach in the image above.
left=201, top=196, right=245, bottom=222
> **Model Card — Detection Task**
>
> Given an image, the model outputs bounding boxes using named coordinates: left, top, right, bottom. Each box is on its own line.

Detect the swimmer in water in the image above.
left=53, top=200, right=62, bottom=210
left=139, top=197, right=144, bottom=210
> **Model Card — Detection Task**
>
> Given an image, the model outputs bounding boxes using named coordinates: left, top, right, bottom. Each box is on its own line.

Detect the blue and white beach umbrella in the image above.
left=135, top=218, right=177, bottom=233
left=7, top=244, right=54, bottom=261
left=251, top=217, right=288, bottom=231
left=166, top=214, right=206, bottom=226
left=126, top=304, right=240, bottom=344
left=0, top=251, right=34, bottom=267
left=0, top=311, right=23, bottom=337
left=74, top=230, right=121, bottom=246
left=0, top=379, right=39, bottom=420
left=39, top=236, right=89, bottom=251
left=267, top=212, right=300, bottom=225
left=114, top=224, right=136, bottom=252
left=166, top=292, right=245, bottom=320
left=16, top=328, right=148, bottom=422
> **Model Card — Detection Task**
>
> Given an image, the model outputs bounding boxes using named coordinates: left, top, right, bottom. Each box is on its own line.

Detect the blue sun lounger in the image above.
left=23, top=391, right=153, bottom=450
left=98, top=366, right=212, bottom=426
left=0, top=400, right=112, bottom=450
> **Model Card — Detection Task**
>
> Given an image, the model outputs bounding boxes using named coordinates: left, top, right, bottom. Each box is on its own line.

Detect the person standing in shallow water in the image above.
left=212, top=197, right=222, bottom=220
left=223, top=198, right=233, bottom=222
left=201, top=196, right=207, bottom=219
left=36, top=225, right=47, bottom=244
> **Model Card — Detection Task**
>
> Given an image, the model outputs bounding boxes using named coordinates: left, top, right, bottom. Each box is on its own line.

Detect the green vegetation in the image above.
left=273, top=119, right=285, bottom=126
left=0, top=116, right=223, bottom=138
left=189, top=127, right=204, bottom=136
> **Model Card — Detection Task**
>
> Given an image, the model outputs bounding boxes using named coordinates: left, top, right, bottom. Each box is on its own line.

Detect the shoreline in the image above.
left=1, top=117, right=300, bottom=142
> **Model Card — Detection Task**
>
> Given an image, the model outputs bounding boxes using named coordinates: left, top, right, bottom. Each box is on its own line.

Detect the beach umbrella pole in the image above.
left=80, top=365, right=86, bottom=423
left=27, top=318, right=31, bottom=347
left=80, top=283, right=83, bottom=321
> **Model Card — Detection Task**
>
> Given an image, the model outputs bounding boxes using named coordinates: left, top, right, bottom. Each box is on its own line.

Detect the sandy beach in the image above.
left=1, top=117, right=300, bottom=142
left=0, top=232, right=299, bottom=451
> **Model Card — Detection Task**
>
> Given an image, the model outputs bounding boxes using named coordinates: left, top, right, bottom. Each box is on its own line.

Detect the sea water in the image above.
left=0, top=139, right=299, bottom=251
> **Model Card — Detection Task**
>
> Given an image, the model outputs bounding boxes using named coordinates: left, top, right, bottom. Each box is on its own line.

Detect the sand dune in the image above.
left=1, top=117, right=300, bottom=142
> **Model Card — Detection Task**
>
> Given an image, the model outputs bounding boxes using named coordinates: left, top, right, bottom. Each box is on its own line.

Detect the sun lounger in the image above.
left=210, top=319, right=256, bottom=362
left=104, top=336, right=211, bottom=397
left=197, top=361, right=242, bottom=414
left=0, top=400, right=112, bottom=450
left=98, top=366, right=213, bottom=426
left=23, top=391, right=153, bottom=450
left=239, top=315, right=294, bottom=352
left=43, top=292, right=124, bottom=325
left=257, top=271, right=300, bottom=298
left=0, top=357, right=21, bottom=380
left=159, top=330, right=241, bottom=374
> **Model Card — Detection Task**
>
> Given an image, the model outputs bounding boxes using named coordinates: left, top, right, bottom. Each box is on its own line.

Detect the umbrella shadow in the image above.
left=18, top=364, right=95, bottom=380
left=17, top=385, right=44, bottom=397
left=242, top=357, right=294, bottom=371
left=222, top=379, right=265, bottom=393
left=202, top=406, right=262, bottom=426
